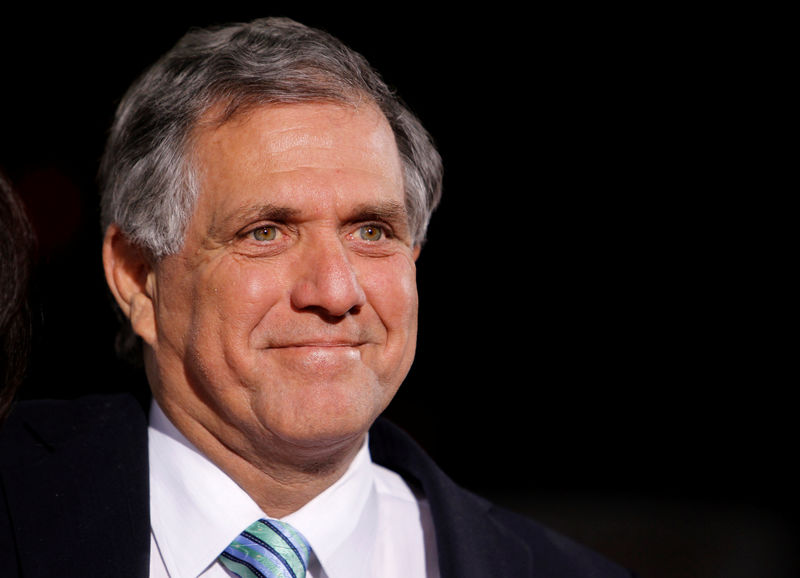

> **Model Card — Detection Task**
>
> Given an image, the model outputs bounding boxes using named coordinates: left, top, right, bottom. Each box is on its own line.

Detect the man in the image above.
left=0, top=17, right=635, bottom=577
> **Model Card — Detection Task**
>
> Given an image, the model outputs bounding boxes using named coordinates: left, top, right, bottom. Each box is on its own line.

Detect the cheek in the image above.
left=173, top=260, right=284, bottom=365
left=152, top=261, right=196, bottom=349
left=364, top=257, right=419, bottom=340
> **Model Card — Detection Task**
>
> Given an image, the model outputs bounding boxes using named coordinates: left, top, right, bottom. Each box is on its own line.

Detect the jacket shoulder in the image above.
left=0, top=394, right=148, bottom=465
left=0, top=394, right=150, bottom=577
left=369, top=417, right=635, bottom=577
left=488, top=504, right=636, bottom=578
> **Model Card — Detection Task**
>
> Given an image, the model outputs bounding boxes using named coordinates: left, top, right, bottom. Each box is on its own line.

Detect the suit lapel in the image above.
left=0, top=395, right=150, bottom=577
left=369, top=418, right=533, bottom=577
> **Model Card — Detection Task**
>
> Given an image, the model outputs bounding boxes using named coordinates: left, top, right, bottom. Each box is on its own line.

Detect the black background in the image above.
left=1, top=5, right=795, bottom=576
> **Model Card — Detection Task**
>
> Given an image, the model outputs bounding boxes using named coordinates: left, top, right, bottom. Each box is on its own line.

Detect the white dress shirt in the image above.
left=148, top=402, right=439, bottom=577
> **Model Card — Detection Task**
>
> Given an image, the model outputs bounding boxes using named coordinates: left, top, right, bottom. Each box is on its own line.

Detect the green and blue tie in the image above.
left=219, top=518, right=311, bottom=578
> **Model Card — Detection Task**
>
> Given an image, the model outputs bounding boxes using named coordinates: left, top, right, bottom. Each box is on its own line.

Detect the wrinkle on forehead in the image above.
left=195, top=100, right=393, bottom=155
left=191, top=102, right=402, bottom=194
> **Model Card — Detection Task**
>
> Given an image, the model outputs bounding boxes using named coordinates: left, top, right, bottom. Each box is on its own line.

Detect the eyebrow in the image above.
left=207, top=200, right=410, bottom=239
left=208, top=203, right=301, bottom=239
left=345, top=201, right=409, bottom=226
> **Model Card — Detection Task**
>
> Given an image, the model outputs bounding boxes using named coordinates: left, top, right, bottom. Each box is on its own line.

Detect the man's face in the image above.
left=146, top=102, right=419, bottom=456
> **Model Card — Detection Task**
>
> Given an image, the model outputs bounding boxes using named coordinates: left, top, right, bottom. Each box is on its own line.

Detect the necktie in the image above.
left=219, top=518, right=312, bottom=578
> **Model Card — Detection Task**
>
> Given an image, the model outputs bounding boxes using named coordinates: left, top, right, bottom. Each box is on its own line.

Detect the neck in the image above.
left=219, top=440, right=362, bottom=518
left=156, top=396, right=365, bottom=518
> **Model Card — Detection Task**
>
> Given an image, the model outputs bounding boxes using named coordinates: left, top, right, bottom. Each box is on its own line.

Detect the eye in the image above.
left=251, top=226, right=278, bottom=241
left=359, top=224, right=383, bottom=241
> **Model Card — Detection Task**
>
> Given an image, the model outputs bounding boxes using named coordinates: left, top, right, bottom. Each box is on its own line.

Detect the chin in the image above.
left=253, top=380, right=389, bottom=449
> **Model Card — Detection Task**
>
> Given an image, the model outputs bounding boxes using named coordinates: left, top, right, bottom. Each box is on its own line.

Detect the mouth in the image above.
left=275, top=341, right=365, bottom=349
left=269, top=341, right=365, bottom=368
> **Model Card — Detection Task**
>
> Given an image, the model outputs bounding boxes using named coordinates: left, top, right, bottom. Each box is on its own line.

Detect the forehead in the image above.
left=190, top=102, right=405, bottom=219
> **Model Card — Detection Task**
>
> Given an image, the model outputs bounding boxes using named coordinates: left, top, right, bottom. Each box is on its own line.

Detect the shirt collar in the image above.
left=148, top=400, right=377, bottom=578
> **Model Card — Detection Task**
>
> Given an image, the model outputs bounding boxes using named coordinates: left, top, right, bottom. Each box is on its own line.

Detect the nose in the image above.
left=290, top=238, right=367, bottom=318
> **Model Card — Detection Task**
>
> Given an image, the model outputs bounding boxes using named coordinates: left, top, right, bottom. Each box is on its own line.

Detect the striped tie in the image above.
left=219, top=518, right=311, bottom=578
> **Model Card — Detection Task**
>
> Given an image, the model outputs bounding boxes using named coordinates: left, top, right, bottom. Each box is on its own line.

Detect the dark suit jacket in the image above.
left=0, top=394, right=635, bottom=577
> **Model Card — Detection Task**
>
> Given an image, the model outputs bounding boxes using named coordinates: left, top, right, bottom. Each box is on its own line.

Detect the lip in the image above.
left=269, top=342, right=364, bottom=366
left=271, top=341, right=365, bottom=350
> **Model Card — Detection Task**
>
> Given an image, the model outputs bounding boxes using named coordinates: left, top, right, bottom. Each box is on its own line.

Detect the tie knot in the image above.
left=220, top=518, right=311, bottom=578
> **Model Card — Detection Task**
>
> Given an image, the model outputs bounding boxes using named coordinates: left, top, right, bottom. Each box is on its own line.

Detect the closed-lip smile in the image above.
left=274, top=340, right=364, bottom=348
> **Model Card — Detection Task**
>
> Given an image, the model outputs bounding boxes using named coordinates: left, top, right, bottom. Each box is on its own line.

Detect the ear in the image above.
left=413, top=245, right=422, bottom=261
left=102, top=224, right=157, bottom=346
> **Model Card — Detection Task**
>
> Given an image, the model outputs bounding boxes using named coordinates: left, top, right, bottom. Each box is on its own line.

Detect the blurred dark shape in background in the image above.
left=0, top=171, right=35, bottom=422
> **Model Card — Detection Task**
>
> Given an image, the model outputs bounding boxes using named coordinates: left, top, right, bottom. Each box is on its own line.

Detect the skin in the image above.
left=103, top=102, right=421, bottom=516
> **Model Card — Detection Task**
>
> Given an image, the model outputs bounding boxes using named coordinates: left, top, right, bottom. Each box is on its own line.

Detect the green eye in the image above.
left=252, top=226, right=277, bottom=241
left=359, top=225, right=383, bottom=241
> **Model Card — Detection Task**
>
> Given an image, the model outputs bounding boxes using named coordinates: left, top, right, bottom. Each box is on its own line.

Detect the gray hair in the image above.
left=99, top=17, right=443, bottom=259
